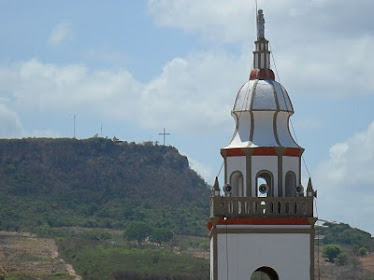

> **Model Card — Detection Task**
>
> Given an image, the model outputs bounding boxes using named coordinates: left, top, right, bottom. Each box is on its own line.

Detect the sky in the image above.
left=1, top=0, right=374, bottom=235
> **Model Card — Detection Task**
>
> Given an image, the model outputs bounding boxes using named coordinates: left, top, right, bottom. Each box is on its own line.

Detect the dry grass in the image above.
left=361, top=253, right=374, bottom=273
left=0, top=231, right=80, bottom=280
left=314, top=245, right=374, bottom=280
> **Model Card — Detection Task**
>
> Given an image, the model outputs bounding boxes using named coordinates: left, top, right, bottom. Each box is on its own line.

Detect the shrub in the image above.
left=359, top=247, right=368, bottom=256
left=336, top=253, right=347, bottom=266
left=323, top=244, right=341, bottom=263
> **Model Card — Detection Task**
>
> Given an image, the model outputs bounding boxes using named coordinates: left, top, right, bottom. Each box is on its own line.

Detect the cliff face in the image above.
left=0, top=138, right=210, bottom=235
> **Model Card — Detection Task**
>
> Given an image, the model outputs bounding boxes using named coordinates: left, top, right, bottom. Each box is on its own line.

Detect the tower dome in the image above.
left=225, top=9, right=300, bottom=150
left=233, top=79, right=293, bottom=113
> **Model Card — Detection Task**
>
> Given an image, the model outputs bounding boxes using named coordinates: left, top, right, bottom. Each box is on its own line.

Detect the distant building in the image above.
left=207, top=9, right=317, bottom=280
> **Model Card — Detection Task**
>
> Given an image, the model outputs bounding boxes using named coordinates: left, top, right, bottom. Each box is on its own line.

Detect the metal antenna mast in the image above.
left=73, top=114, right=76, bottom=138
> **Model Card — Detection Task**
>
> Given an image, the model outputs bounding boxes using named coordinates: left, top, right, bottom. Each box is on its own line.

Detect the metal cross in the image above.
left=158, top=128, right=171, bottom=145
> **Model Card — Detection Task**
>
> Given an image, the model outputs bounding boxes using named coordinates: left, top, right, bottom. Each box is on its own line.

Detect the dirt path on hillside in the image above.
left=0, top=231, right=82, bottom=279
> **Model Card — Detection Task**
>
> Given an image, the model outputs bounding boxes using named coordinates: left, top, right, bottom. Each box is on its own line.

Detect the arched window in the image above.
left=230, top=171, right=244, bottom=197
left=256, top=171, right=273, bottom=197
left=250, top=266, right=279, bottom=280
left=285, top=171, right=296, bottom=197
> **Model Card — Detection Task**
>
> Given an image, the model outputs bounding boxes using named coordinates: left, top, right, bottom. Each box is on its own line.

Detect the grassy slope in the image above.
left=0, top=138, right=210, bottom=236
left=55, top=229, right=210, bottom=280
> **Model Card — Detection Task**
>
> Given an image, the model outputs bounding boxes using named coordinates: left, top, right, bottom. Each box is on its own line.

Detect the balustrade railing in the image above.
left=210, top=196, right=313, bottom=218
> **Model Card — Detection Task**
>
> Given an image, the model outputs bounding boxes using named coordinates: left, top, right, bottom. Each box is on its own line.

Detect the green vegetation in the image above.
left=318, top=222, right=374, bottom=251
left=149, top=227, right=174, bottom=246
left=359, top=247, right=368, bottom=256
left=124, top=221, right=152, bottom=245
left=323, top=244, right=341, bottom=262
left=57, top=237, right=209, bottom=280
left=0, top=138, right=210, bottom=236
left=123, top=221, right=174, bottom=246
left=336, top=252, right=348, bottom=266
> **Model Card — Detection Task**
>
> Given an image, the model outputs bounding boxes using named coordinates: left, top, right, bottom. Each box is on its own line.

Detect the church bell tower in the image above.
left=208, top=9, right=317, bottom=280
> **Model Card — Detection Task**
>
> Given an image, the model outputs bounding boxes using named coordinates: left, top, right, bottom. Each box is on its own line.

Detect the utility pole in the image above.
left=158, top=128, right=171, bottom=145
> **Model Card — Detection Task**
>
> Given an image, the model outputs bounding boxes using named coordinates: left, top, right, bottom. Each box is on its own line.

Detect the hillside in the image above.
left=0, top=138, right=210, bottom=236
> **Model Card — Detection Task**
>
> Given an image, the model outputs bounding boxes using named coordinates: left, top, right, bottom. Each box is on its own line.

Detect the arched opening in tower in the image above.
left=285, top=171, right=296, bottom=197
left=230, top=171, right=244, bottom=196
left=256, top=171, right=273, bottom=197
left=250, top=266, right=279, bottom=280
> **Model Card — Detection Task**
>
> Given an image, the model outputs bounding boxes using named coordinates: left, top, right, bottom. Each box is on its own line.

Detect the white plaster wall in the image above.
left=228, top=112, right=252, bottom=147
left=216, top=233, right=311, bottom=280
left=251, top=156, right=278, bottom=196
left=276, top=112, right=298, bottom=147
left=226, top=156, right=247, bottom=196
left=251, top=111, right=278, bottom=147
left=226, top=157, right=246, bottom=181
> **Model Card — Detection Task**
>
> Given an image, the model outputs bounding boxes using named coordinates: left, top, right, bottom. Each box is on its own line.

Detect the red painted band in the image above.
left=223, top=147, right=302, bottom=157
left=207, top=217, right=311, bottom=230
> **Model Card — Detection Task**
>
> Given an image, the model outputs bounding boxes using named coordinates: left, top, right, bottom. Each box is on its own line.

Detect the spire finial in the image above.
left=257, top=9, right=265, bottom=40
left=250, top=9, right=274, bottom=79
left=211, top=177, right=221, bottom=197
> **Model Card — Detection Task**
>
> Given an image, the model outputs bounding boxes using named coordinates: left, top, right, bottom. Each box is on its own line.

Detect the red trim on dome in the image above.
left=225, top=148, right=245, bottom=157
left=207, top=217, right=311, bottom=230
left=223, top=147, right=302, bottom=157
left=252, top=147, right=276, bottom=156
left=249, top=69, right=275, bottom=80
left=284, top=148, right=303, bottom=157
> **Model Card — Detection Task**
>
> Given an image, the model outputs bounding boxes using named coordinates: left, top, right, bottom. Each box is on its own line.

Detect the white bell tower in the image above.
left=208, top=9, right=317, bottom=280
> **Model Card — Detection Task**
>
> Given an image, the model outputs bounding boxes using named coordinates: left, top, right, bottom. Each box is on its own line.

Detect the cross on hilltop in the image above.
left=158, top=128, right=170, bottom=145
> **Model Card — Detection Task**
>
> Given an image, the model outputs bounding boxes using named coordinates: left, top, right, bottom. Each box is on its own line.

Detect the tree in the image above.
left=359, top=247, right=367, bottom=256
left=323, top=244, right=341, bottom=263
left=336, top=253, right=347, bottom=266
left=123, top=221, right=152, bottom=245
left=149, top=227, right=174, bottom=246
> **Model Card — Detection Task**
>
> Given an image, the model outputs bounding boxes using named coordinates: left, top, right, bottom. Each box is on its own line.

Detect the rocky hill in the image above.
left=0, top=138, right=210, bottom=236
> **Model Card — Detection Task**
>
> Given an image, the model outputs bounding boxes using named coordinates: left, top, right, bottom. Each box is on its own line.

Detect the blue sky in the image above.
left=1, top=0, right=374, bottom=235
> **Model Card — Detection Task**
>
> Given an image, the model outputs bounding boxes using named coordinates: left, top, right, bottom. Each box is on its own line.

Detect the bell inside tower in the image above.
left=257, top=171, right=273, bottom=197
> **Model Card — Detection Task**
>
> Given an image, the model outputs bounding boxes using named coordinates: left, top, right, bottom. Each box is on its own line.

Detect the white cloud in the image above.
left=0, top=104, right=23, bottom=137
left=314, top=122, right=374, bottom=234
left=148, top=0, right=254, bottom=43
left=147, top=0, right=374, bottom=42
left=140, top=50, right=247, bottom=131
left=48, top=21, right=73, bottom=46
left=0, top=59, right=142, bottom=117
left=148, top=0, right=374, bottom=98
left=0, top=51, right=246, bottom=135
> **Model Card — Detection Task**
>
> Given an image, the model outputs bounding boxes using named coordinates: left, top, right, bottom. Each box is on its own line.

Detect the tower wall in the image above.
left=214, top=230, right=313, bottom=280
left=226, top=156, right=247, bottom=196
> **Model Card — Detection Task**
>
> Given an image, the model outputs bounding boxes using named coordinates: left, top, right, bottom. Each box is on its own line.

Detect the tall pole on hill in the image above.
left=158, top=128, right=170, bottom=145
left=73, top=114, right=76, bottom=139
